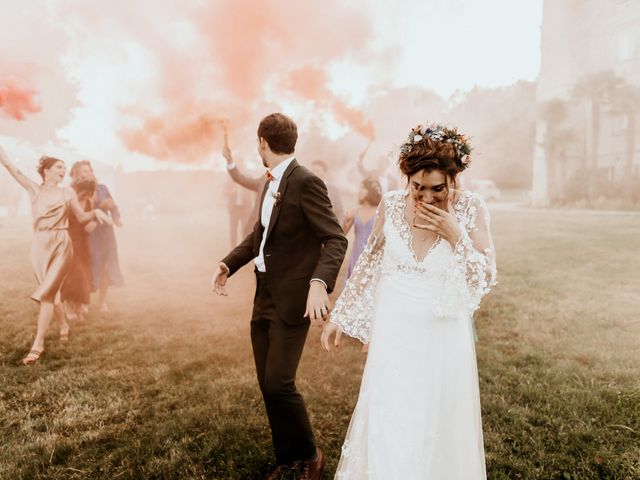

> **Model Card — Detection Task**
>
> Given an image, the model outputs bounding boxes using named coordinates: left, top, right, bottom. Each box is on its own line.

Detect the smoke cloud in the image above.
left=0, top=80, right=41, bottom=121
left=120, top=105, right=227, bottom=164
left=117, top=0, right=375, bottom=163
left=285, top=65, right=376, bottom=140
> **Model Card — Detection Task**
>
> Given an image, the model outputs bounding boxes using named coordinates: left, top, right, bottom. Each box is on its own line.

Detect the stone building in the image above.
left=532, top=0, right=640, bottom=206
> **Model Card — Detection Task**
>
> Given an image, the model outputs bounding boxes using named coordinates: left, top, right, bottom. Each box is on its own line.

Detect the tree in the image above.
left=539, top=99, right=577, bottom=204
left=608, top=82, right=640, bottom=202
left=571, top=71, right=624, bottom=200
left=572, top=71, right=640, bottom=204
left=446, top=81, right=537, bottom=190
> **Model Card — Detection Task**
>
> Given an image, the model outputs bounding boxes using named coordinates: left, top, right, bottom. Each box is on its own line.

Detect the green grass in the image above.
left=0, top=208, right=639, bottom=479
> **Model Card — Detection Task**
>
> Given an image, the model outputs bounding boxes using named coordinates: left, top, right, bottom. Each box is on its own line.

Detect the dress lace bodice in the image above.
left=330, top=189, right=497, bottom=343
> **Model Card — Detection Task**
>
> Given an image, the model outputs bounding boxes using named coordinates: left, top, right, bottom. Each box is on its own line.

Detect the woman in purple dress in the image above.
left=73, top=161, right=124, bottom=313
left=343, top=178, right=383, bottom=280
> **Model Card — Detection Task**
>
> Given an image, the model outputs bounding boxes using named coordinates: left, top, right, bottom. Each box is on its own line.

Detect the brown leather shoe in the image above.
left=299, top=448, right=325, bottom=480
left=265, top=465, right=286, bottom=480
left=265, top=463, right=297, bottom=480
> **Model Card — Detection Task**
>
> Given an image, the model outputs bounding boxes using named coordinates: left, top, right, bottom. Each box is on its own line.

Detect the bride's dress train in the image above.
left=330, top=189, right=496, bottom=480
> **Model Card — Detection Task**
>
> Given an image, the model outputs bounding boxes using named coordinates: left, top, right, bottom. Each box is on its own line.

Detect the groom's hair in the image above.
left=257, top=113, right=297, bottom=155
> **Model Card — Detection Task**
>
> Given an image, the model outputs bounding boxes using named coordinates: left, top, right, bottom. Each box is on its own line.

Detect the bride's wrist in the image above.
left=447, top=231, right=461, bottom=248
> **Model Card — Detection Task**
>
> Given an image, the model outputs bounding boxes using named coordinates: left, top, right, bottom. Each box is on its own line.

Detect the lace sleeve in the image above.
left=329, top=197, right=386, bottom=344
left=453, top=193, right=497, bottom=313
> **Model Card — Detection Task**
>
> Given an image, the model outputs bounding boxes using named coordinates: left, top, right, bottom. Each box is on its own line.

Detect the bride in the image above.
left=321, top=123, right=497, bottom=479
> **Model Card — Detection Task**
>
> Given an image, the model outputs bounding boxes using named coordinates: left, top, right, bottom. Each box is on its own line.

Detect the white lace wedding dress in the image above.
left=330, top=189, right=497, bottom=480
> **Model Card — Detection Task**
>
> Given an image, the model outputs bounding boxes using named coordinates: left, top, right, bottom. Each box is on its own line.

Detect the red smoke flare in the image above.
left=0, top=80, right=41, bottom=121
left=121, top=105, right=228, bottom=164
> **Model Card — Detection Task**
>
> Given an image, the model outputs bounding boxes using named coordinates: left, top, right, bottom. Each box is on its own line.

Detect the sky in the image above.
left=0, top=0, right=543, bottom=171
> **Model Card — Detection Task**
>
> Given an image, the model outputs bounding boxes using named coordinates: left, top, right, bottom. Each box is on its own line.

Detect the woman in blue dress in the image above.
left=73, top=161, right=124, bottom=313
left=343, top=178, right=383, bottom=280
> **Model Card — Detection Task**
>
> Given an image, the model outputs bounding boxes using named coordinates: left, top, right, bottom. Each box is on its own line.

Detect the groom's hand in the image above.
left=305, top=280, right=330, bottom=326
left=212, top=262, right=230, bottom=296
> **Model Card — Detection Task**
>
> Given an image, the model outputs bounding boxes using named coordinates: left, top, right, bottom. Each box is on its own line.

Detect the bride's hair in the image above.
left=397, top=123, right=472, bottom=180
left=37, top=156, right=64, bottom=182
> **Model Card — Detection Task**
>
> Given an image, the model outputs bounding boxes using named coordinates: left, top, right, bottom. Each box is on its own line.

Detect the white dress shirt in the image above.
left=254, top=157, right=295, bottom=272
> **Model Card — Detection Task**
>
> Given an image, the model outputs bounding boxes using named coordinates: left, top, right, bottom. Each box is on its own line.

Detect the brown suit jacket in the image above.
left=222, top=159, right=348, bottom=325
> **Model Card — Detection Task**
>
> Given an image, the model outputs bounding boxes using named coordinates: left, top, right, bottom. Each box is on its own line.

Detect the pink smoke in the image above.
left=0, top=80, right=41, bottom=121
left=285, top=65, right=376, bottom=140
left=105, top=0, right=375, bottom=163
left=120, top=104, right=228, bottom=164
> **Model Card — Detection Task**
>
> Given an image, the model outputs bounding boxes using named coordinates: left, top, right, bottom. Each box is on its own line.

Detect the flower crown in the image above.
left=400, top=123, right=472, bottom=168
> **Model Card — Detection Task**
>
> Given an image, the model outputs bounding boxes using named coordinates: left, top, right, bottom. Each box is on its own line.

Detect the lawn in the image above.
left=0, top=207, right=638, bottom=479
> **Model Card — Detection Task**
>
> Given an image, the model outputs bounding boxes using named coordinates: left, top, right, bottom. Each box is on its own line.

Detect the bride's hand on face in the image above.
left=414, top=199, right=461, bottom=247
left=321, top=322, right=343, bottom=352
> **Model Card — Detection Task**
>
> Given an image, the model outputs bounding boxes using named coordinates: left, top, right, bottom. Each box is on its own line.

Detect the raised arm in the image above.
left=223, top=144, right=264, bottom=192
left=357, top=143, right=372, bottom=178
left=0, top=147, right=39, bottom=197
left=227, top=164, right=264, bottom=192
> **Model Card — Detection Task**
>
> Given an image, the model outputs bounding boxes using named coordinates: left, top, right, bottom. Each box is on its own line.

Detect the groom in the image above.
left=212, top=113, right=347, bottom=479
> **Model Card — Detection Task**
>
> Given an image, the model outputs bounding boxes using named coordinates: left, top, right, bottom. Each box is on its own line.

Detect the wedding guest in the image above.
left=222, top=145, right=266, bottom=235
left=342, top=178, right=382, bottom=281
left=357, top=144, right=400, bottom=193
left=74, top=161, right=124, bottom=313
left=224, top=176, right=253, bottom=248
left=60, top=161, right=97, bottom=323
left=0, top=148, right=110, bottom=364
